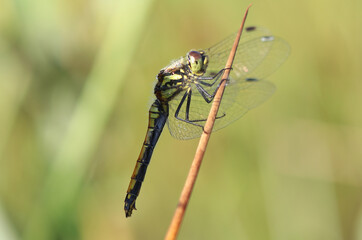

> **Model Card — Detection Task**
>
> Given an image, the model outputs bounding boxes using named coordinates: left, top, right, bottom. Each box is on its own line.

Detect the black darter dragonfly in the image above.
left=125, top=26, right=289, bottom=217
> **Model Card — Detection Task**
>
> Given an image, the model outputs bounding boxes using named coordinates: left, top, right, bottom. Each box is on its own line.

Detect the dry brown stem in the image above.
left=164, top=5, right=252, bottom=240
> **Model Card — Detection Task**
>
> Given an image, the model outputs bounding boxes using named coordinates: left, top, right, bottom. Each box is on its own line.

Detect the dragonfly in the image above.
left=124, top=26, right=290, bottom=217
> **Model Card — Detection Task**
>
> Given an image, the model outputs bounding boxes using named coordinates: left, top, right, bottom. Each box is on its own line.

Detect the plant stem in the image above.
left=164, top=4, right=252, bottom=240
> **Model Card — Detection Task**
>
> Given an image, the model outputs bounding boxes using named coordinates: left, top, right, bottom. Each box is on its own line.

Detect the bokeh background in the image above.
left=1, top=0, right=362, bottom=239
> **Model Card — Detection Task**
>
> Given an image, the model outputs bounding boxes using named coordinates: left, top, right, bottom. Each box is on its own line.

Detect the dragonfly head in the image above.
left=187, top=50, right=208, bottom=76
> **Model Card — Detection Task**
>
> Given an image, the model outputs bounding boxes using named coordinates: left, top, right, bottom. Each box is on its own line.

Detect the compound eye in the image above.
left=187, top=50, right=204, bottom=73
left=188, top=51, right=202, bottom=64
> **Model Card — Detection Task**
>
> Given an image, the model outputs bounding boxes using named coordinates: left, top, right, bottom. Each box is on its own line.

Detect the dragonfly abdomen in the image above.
left=124, top=99, right=168, bottom=217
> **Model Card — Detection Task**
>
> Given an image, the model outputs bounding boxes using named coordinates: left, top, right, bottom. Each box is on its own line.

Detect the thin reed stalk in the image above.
left=164, top=5, right=252, bottom=240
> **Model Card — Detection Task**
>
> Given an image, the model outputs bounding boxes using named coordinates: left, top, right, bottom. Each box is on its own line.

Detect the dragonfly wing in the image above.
left=167, top=79, right=275, bottom=140
left=212, top=79, right=275, bottom=132
left=167, top=87, right=207, bottom=140
left=205, top=28, right=290, bottom=80
left=204, top=26, right=272, bottom=77
left=167, top=26, right=289, bottom=140
left=209, top=35, right=290, bottom=131
left=232, top=36, right=290, bottom=80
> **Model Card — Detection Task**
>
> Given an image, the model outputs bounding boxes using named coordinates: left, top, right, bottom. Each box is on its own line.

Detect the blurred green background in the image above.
left=1, top=0, right=362, bottom=239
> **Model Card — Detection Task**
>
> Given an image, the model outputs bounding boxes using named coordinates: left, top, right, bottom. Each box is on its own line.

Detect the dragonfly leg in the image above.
left=174, top=88, right=225, bottom=129
left=195, top=83, right=214, bottom=103
left=197, top=67, right=232, bottom=87
left=174, top=89, right=204, bottom=128
left=197, top=67, right=228, bottom=87
left=183, top=88, right=226, bottom=123
left=195, top=76, right=229, bottom=104
left=197, top=69, right=224, bottom=86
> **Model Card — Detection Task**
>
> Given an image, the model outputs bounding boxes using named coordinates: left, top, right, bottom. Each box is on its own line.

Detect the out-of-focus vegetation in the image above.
left=1, top=0, right=362, bottom=239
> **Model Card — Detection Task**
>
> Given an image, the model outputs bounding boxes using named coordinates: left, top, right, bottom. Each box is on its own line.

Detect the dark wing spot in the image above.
left=246, top=26, right=256, bottom=32
left=246, top=78, right=258, bottom=82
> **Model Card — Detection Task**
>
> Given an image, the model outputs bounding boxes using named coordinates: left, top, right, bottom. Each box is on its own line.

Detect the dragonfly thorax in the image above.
left=187, top=50, right=208, bottom=76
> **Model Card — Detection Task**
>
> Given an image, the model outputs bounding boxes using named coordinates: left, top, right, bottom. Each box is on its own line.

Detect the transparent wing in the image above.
left=167, top=79, right=276, bottom=140
left=205, top=26, right=290, bottom=80
left=167, top=27, right=290, bottom=140
left=204, top=26, right=272, bottom=78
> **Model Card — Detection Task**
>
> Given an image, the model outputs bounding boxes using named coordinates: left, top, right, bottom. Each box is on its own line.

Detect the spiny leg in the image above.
left=174, top=87, right=225, bottom=128
left=197, top=67, right=232, bottom=86
left=197, top=68, right=224, bottom=86
left=195, top=77, right=229, bottom=103
left=175, top=89, right=204, bottom=128
left=173, top=68, right=231, bottom=127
